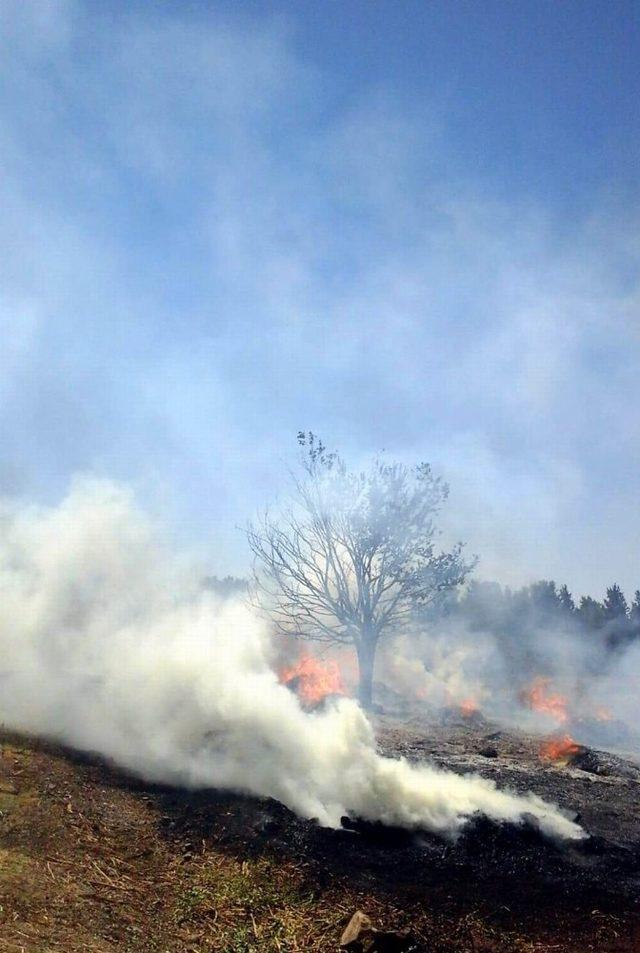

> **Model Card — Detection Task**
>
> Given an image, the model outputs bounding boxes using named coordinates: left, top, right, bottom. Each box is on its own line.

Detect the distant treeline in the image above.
left=442, top=580, right=640, bottom=654
left=202, top=574, right=640, bottom=657
left=202, top=575, right=249, bottom=599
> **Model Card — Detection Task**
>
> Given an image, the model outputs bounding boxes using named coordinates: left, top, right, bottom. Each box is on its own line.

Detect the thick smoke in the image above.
left=0, top=479, right=583, bottom=841
left=381, top=607, right=640, bottom=749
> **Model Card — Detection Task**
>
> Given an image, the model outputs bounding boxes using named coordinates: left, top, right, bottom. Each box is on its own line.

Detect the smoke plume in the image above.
left=0, top=478, right=583, bottom=841
left=381, top=604, right=640, bottom=746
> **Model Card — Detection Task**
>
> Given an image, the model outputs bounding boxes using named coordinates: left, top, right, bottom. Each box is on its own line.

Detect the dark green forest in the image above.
left=446, top=580, right=640, bottom=651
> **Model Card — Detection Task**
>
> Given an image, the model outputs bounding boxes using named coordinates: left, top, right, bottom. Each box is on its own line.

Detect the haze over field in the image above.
left=2, top=0, right=640, bottom=863
left=1, top=0, right=639, bottom=596
left=0, top=478, right=584, bottom=841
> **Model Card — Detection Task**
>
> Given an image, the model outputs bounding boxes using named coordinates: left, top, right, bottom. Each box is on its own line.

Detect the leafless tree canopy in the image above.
left=247, top=433, right=475, bottom=706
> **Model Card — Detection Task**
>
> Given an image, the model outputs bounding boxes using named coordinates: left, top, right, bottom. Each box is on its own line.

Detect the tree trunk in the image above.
left=357, top=636, right=376, bottom=710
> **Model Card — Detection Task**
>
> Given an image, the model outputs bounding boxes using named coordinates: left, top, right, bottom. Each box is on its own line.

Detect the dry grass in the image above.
left=0, top=731, right=636, bottom=952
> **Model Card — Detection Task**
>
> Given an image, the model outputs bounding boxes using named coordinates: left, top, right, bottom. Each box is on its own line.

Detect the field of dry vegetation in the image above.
left=1, top=726, right=639, bottom=953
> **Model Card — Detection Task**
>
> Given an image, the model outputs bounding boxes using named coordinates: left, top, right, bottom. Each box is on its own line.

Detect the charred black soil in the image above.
left=1, top=715, right=639, bottom=951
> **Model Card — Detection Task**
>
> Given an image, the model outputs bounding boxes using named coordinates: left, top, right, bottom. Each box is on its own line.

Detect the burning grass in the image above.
left=279, top=652, right=347, bottom=706
left=458, top=697, right=480, bottom=718
left=520, top=676, right=569, bottom=723
left=539, top=734, right=582, bottom=764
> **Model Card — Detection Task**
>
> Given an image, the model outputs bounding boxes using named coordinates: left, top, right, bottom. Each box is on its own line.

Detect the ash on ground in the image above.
left=156, top=708, right=640, bottom=945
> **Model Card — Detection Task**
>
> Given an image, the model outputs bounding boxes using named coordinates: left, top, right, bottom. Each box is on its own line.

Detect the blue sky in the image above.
left=1, top=0, right=639, bottom=596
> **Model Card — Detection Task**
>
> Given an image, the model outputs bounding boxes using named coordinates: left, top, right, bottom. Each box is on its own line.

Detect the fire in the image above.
left=279, top=653, right=346, bottom=706
left=521, top=676, right=568, bottom=723
left=459, top=697, right=479, bottom=717
left=595, top=705, right=613, bottom=722
left=540, top=734, right=581, bottom=764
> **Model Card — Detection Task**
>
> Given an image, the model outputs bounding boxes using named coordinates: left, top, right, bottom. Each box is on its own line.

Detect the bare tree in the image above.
left=247, top=433, right=475, bottom=709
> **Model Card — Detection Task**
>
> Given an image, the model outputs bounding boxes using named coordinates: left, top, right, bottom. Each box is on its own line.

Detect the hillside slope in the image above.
left=1, top=728, right=638, bottom=952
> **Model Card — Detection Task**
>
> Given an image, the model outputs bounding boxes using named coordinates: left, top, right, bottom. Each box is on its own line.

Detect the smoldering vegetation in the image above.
left=0, top=477, right=585, bottom=842
left=379, top=580, right=640, bottom=754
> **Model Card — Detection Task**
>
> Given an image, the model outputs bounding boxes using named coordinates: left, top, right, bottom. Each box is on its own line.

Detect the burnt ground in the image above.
left=1, top=713, right=639, bottom=952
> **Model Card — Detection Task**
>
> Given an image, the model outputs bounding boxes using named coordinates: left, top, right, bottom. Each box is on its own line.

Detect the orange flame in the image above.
left=459, top=697, right=479, bottom=717
left=595, top=705, right=613, bottom=722
left=521, top=677, right=568, bottom=723
left=279, top=653, right=345, bottom=706
left=540, top=734, right=581, bottom=763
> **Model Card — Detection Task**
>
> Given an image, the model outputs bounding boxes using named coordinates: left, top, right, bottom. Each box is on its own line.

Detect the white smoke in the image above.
left=380, top=631, right=497, bottom=710
left=382, top=615, right=640, bottom=746
left=0, top=478, right=583, bottom=841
